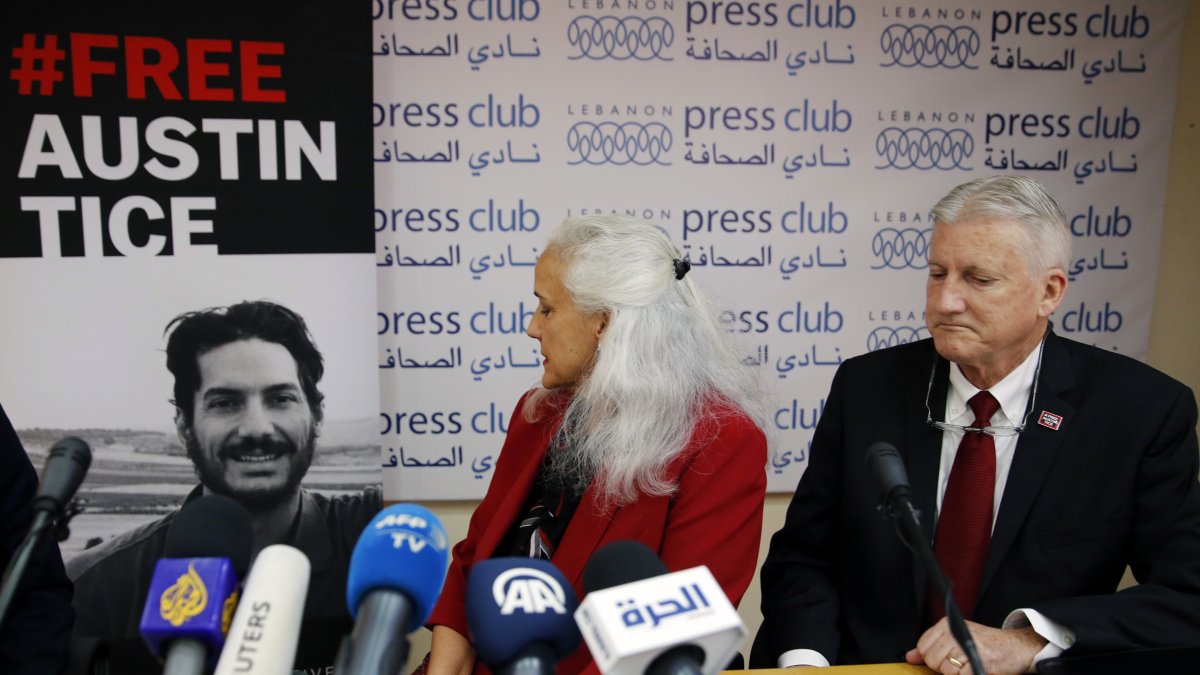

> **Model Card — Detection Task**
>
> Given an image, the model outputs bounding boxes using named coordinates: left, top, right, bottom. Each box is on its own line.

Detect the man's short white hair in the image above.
left=930, top=174, right=1072, bottom=274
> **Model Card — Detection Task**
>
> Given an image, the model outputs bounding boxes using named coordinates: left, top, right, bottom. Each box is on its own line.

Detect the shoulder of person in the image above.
left=66, top=511, right=174, bottom=582
left=307, top=485, right=384, bottom=518
left=510, top=387, right=570, bottom=428
left=1054, top=333, right=1191, bottom=397
left=684, top=398, right=767, bottom=460
left=840, top=336, right=936, bottom=371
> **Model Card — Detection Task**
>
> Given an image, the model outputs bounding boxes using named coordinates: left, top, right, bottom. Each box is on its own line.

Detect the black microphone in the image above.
left=34, top=436, right=93, bottom=517
left=864, top=441, right=985, bottom=675
left=583, top=540, right=668, bottom=594
left=139, top=495, right=253, bottom=675
left=0, top=437, right=93, bottom=629
left=864, top=440, right=910, bottom=507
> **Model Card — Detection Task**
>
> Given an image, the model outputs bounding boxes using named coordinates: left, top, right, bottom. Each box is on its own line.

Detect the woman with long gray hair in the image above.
left=424, top=215, right=770, bottom=675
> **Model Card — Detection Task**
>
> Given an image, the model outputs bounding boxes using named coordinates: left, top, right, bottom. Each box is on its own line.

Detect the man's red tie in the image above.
left=930, top=390, right=1000, bottom=622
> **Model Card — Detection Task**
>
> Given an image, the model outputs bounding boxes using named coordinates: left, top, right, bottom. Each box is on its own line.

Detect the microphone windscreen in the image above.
left=466, top=558, right=581, bottom=667
left=35, top=436, right=93, bottom=512
left=165, top=494, right=254, bottom=577
left=583, top=540, right=668, bottom=594
left=345, top=503, right=449, bottom=632
left=865, top=441, right=910, bottom=501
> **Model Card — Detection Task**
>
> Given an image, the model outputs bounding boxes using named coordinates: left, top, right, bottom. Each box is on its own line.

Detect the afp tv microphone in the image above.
left=467, top=558, right=581, bottom=675
left=335, top=503, right=450, bottom=675
left=139, top=494, right=253, bottom=675
left=575, top=541, right=746, bottom=675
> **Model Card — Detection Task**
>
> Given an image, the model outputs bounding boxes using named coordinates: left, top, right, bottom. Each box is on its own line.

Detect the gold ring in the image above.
left=947, top=655, right=965, bottom=668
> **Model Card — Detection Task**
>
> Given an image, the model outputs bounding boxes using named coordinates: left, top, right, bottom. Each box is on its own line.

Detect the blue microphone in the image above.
left=336, top=503, right=450, bottom=675
left=139, top=494, right=253, bottom=675
left=467, top=558, right=581, bottom=675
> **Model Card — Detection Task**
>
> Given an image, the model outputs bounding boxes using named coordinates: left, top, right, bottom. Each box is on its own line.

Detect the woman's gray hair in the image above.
left=524, top=215, right=769, bottom=508
left=930, top=174, right=1072, bottom=273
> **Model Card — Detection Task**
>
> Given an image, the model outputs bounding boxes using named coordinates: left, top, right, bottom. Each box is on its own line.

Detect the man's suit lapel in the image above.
left=978, top=333, right=1075, bottom=600
left=906, top=346, right=949, bottom=612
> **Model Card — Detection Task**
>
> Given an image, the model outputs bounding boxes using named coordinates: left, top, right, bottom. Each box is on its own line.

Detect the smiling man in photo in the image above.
left=67, top=300, right=381, bottom=668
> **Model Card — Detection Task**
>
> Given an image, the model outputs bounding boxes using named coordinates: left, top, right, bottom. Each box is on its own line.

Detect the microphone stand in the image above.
left=881, top=497, right=987, bottom=675
left=0, top=510, right=55, bottom=628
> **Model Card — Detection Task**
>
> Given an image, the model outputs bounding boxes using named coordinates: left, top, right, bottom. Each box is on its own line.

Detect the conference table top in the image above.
left=735, top=666, right=934, bottom=674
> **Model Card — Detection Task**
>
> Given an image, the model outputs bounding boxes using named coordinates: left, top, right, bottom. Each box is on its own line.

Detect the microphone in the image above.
left=335, top=503, right=450, bottom=675
left=864, top=441, right=985, bottom=675
left=574, top=541, right=746, bottom=675
left=466, top=558, right=581, bottom=675
left=864, top=440, right=911, bottom=507
left=34, top=436, right=94, bottom=516
left=139, top=494, right=253, bottom=675
left=0, top=436, right=93, bottom=629
left=213, top=544, right=311, bottom=675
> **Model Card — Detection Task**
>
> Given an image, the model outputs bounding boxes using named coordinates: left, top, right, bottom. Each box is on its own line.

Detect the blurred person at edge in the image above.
left=423, top=215, right=771, bottom=675
left=0, top=401, right=74, bottom=675
left=751, top=175, right=1200, bottom=674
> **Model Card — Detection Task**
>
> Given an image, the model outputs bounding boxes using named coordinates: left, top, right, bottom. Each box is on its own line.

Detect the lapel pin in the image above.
left=1037, top=411, right=1063, bottom=431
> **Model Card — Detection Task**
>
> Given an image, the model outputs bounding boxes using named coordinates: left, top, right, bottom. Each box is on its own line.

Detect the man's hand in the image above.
left=905, top=618, right=1047, bottom=675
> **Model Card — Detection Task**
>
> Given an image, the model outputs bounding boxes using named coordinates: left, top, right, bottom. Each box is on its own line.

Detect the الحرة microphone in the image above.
left=574, top=541, right=746, bottom=675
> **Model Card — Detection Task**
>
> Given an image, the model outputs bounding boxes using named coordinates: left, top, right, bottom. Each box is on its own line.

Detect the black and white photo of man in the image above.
left=67, top=300, right=381, bottom=669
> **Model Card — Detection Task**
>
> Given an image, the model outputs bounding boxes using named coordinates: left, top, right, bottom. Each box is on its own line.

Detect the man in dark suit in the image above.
left=750, top=175, right=1200, bottom=674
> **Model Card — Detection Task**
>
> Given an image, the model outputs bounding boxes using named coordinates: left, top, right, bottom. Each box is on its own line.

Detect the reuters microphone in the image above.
left=335, top=503, right=450, bottom=675
left=213, top=544, right=311, bottom=675
left=575, top=541, right=745, bottom=675
left=139, top=495, right=252, bottom=675
left=466, top=558, right=581, bottom=675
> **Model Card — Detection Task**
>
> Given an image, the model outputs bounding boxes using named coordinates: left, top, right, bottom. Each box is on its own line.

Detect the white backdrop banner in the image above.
left=372, top=0, right=1186, bottom=499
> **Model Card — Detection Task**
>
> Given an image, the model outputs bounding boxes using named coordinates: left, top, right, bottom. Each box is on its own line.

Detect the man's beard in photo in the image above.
left=185, top=425, right=317, bottom=511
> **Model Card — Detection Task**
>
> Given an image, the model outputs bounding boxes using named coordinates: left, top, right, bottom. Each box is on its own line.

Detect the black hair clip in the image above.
left=673, top=258, right=691, bottom=280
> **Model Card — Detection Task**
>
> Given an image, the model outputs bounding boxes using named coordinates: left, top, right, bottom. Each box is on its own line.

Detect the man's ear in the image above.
left=1038, top=267, right=1069, bottom=318
left=174, top=408, right=192, bottom=446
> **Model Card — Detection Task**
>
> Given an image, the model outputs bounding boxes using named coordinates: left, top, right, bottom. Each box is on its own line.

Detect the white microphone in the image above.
left=213, top=545, right=311, bottom=675
left=574, top=542, right=745, bottom=675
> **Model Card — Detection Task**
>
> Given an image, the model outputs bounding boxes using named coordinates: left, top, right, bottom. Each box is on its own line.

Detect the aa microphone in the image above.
left=335, top=503, right=450, bottom=675
left=213, top=544, right=311, bottom=675
left=0, top=436, right=93, bottom=629
left=139, top=494, right=253, bottom=675
left=864, top=441, right=985, bottom=675
left=466, top=558, right=581, bottom=675
left=574, top=541, right=746, bottom=675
